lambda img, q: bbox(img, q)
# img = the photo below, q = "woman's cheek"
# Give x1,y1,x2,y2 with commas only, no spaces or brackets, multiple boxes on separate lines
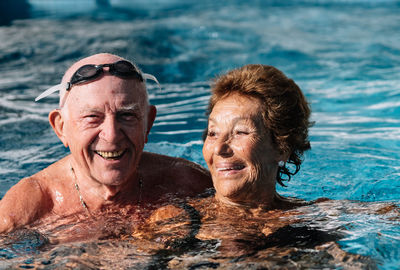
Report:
235,138,256,157
202,140,213,165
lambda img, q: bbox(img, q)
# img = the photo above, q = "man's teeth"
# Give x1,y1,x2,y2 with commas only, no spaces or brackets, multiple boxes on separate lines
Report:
217,165,244,171
96,150,124,159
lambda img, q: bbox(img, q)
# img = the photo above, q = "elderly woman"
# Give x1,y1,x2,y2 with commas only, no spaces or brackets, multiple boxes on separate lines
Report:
202,64,312,209
130,65,381,269
134,64,313,238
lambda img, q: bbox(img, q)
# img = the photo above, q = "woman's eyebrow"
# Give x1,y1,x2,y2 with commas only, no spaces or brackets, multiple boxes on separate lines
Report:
208,116,253,124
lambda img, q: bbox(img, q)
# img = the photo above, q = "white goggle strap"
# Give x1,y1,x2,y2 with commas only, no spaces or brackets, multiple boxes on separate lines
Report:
35,73,159,102
35,82,69,102
143,73,161,89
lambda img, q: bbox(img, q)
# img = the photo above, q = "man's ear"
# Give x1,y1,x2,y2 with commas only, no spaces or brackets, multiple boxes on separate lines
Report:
145,105,157,143
49,109,68,147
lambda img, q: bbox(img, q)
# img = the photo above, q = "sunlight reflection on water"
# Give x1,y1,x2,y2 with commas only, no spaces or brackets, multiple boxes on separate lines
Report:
0,0,399,268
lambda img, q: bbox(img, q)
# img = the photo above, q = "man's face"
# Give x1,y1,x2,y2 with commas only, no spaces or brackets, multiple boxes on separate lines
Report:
62,72,150,187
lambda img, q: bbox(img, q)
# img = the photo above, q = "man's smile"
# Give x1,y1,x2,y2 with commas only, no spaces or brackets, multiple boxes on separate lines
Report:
95,150,126,160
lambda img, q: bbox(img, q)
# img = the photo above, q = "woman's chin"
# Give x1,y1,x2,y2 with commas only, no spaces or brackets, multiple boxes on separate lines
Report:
214,185,246,205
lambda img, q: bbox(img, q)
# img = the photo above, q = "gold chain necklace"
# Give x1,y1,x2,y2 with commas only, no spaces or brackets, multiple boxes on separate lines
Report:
70,164,143,213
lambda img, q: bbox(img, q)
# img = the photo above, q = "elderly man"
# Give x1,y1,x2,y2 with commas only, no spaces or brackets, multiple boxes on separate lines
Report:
0,53,211,233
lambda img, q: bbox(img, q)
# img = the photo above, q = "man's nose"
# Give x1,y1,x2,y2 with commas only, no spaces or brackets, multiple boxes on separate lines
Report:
214,134,233,157
99,116,122,142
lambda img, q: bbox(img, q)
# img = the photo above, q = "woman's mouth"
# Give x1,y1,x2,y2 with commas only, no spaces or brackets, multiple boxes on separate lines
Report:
95,150,126,160
216,164,246,172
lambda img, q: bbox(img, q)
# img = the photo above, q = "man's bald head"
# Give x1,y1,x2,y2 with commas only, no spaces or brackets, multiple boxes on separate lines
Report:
59,53,148,108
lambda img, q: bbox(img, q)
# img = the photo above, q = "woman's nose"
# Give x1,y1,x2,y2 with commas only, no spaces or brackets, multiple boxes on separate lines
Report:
99,116,122,142
215,135,233,157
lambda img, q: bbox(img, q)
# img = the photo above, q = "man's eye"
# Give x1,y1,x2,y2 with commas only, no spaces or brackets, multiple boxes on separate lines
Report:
85,114,99,119
83,114,101,124
119,112,136,121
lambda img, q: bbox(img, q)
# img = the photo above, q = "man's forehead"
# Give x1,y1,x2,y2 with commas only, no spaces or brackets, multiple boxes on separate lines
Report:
76,101,143,112
62,53,124,82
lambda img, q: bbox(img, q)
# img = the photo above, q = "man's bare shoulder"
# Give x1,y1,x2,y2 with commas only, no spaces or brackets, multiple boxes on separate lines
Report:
140,152,207,171
139,152,212,197
34,156,70,182
0,175,46,232
0,157,68,233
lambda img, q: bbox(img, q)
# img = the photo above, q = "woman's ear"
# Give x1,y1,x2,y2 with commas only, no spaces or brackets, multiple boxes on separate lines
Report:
145,105,157,143
49,109,68,147
278,151,290,165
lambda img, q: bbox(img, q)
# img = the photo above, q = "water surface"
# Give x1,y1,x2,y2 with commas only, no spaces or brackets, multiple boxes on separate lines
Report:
0,0,399,269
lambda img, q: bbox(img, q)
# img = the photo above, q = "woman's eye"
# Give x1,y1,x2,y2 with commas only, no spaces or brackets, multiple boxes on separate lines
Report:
207,130,216,137
235,130,249,135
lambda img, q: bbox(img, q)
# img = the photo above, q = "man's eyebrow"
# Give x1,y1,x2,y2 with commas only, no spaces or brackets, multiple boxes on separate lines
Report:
119,104,140,112
78,108,102,114
77,104,141,114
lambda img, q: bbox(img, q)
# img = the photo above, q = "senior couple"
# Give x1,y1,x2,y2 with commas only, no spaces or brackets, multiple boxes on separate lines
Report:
0,53,311,235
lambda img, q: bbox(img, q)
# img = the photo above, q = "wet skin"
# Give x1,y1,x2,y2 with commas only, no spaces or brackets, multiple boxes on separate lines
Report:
58,73,151,199
131,93,312,254
48,54,154,209
0,53,212,234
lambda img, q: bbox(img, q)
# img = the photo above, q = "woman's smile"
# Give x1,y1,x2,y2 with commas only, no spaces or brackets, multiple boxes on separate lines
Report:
214,161,246,176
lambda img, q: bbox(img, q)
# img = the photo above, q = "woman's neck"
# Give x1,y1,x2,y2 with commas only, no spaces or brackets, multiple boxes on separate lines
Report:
214,192,276,210
214,192,305,212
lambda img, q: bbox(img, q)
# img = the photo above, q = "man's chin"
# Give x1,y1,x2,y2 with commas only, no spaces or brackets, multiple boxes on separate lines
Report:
93,172,132,186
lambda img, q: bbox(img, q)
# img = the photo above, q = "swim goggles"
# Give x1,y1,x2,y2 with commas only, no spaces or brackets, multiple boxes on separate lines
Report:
35,60,159,102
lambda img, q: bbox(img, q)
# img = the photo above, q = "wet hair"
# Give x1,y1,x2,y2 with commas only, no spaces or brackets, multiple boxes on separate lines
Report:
204,64,312,186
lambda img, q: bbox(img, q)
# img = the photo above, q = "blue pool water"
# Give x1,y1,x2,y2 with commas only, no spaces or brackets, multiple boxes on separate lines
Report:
0,0,399,268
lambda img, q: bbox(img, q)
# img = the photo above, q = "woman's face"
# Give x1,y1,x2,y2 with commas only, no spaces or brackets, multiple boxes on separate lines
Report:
203,93,282,206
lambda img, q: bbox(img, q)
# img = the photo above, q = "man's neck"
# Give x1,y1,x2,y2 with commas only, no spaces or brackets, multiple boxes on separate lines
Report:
68,160,140,211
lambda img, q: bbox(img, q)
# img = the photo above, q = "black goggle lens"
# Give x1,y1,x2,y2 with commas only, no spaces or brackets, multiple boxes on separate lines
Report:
69,60,143,88
70,65,101,84
110,61,136,76
77,65,100,77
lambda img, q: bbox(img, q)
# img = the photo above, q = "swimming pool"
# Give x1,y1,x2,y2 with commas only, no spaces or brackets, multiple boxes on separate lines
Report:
0,0,399,268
